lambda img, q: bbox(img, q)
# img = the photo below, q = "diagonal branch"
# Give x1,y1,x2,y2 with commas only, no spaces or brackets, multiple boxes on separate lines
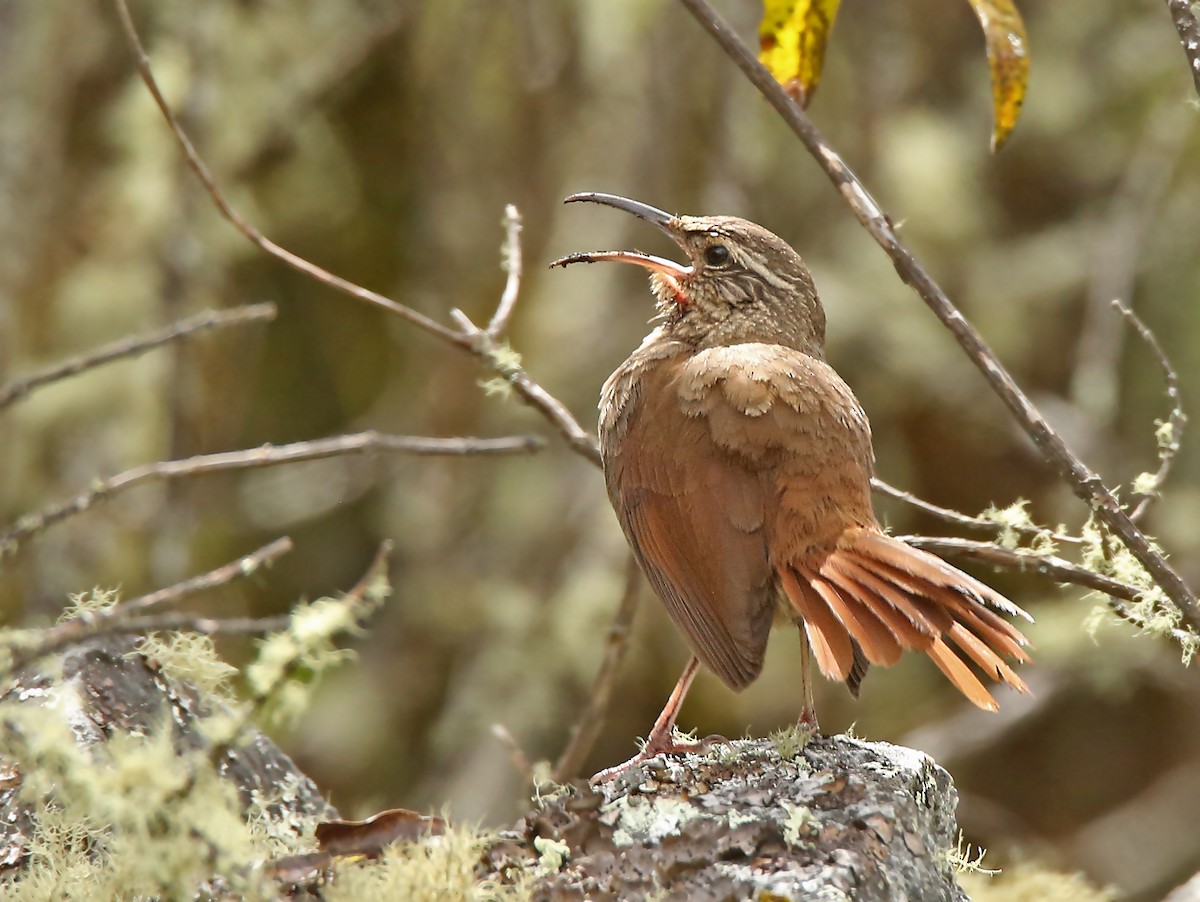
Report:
675,0,1198,626
1165,0,1200,98
0,433,543,557
871,477,1083,547
0,303,276,412
111,0,466,348
901,534,1196,647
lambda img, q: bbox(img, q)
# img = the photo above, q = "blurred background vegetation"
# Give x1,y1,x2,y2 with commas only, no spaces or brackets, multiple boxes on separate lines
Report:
2,1,1199,898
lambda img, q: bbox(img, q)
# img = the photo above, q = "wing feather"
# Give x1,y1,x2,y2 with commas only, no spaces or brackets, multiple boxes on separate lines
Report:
603,356,776,690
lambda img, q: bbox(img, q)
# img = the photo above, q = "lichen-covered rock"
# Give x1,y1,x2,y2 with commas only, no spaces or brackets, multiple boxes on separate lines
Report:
0,636,333,889
486,734,969,902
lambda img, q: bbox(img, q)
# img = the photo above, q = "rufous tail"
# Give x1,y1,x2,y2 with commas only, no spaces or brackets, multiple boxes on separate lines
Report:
779,527,1032,710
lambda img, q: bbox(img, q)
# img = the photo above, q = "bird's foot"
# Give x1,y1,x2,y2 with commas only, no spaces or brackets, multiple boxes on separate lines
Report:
798,706,820,731
589,731,729,785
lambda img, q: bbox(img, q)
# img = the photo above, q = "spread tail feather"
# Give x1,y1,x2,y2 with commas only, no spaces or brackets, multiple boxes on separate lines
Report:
779,528,1032,709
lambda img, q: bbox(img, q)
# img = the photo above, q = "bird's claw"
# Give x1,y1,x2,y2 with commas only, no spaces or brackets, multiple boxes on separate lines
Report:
589,732,729,785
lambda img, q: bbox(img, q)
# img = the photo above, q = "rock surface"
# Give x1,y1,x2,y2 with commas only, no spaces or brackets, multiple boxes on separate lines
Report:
486,734,969,901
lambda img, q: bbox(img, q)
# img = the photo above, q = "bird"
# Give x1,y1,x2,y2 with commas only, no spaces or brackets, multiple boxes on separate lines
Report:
551,192,1032,779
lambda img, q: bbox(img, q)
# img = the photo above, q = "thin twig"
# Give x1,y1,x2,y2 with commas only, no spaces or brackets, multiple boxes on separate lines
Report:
900,534,1195,647
553,553,643,783
1114,299,1187,522
676,0,1199,625
0,304,277,412
487,205,524,339
898,535,1139,601
122,613,293,635
491,723,535,789
128,535,294,618
0,433,543,557
1,537,293,676
111,0,467,348
1165,0,1200,98
871,477,1083,547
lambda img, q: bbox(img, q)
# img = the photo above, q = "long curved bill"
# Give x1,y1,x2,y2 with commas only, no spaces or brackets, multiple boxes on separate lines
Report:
548,251,691,300
549,249,691,279
563,192,677,239
551,193,692,297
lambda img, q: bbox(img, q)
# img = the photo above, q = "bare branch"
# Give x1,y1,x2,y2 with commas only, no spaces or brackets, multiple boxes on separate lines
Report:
110,0,468,348
1165,0,1200,98
1114,299,1187,522
1,536,293,676
899,535,1136,600
900,535,1195,647
553,553,643,783
871,477,1083,547
487,205,524,339
0,304,276,412
119,613,292,635
0,433,543,557
675,0,1198,624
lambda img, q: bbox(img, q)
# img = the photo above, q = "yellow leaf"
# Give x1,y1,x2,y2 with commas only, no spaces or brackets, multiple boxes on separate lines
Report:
758,0,843,108
966,0,1030,151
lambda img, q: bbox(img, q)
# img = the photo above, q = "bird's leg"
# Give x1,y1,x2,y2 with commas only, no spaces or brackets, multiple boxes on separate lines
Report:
590,655,712,784
798,630,819,730
642,654,702,753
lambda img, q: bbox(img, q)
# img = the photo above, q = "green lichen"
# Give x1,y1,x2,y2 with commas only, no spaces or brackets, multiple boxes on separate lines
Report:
56,587,119,622
610,797,700,847
1130,471,1160,497
532,836,570,874
480,377,513,399
487,342,523,377
780,802,819,847
246,573,390,726
477,342,524,399
136,631,239,703
959,861,1115,902
980,500,1037,552
977,500,1059,555
327,826,525,902
943,831,998,876
1078,515,1200,665
769,723,814,761
0,701,280,902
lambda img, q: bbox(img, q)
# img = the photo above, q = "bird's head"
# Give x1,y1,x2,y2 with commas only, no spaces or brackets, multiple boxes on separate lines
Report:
552,192,826,355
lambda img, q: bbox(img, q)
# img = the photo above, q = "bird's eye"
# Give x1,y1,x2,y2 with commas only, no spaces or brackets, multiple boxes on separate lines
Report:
704,244,731,267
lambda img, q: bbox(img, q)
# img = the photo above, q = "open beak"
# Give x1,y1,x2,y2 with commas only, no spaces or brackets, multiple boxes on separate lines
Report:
549,193,693,295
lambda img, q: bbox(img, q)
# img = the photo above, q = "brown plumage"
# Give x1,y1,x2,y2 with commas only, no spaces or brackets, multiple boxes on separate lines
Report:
552,193,1032,777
